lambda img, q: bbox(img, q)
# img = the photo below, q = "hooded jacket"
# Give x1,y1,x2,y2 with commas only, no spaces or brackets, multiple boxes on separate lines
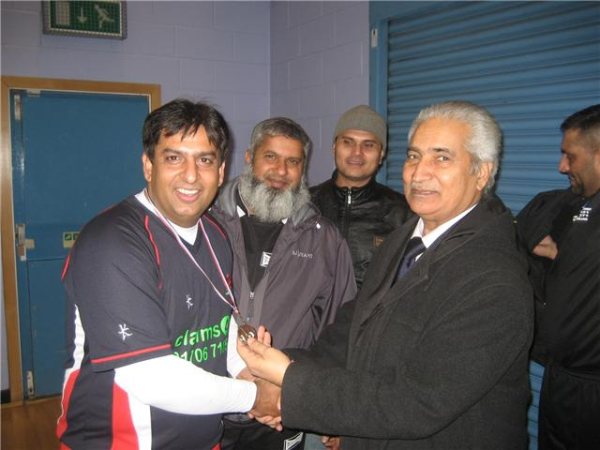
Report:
310,171,413,288
211,178,357,349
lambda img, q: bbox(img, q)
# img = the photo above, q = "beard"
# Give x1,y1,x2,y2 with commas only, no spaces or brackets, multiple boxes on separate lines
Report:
569,176,583,196
238,165,311,222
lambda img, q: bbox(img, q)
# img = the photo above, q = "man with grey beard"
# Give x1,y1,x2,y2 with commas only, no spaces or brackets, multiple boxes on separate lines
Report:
237,162,311,223
212,117,356,450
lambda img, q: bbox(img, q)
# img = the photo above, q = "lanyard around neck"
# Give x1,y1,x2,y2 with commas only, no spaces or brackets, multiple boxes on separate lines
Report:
142,189,239,315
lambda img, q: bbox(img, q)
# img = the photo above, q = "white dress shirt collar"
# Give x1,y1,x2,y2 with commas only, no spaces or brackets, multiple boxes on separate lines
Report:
411,203,478,249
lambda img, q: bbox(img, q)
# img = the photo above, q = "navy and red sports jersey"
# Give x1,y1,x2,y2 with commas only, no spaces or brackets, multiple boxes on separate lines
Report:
58,196,233,449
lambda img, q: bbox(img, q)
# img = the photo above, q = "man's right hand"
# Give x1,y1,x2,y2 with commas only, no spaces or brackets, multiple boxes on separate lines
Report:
250,378,283,431
237,326,292,386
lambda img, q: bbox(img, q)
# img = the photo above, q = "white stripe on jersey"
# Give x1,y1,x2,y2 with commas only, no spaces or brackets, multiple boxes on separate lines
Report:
125,392,153,450
63,305,86,387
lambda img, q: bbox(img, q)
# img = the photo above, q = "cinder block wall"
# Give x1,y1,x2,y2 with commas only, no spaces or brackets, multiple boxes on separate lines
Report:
0,1,271,176
1,1,368,181
270,1,369,185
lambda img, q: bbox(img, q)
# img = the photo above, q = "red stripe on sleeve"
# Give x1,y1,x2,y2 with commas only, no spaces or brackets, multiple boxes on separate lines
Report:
111,383,139,450
91,344,171,364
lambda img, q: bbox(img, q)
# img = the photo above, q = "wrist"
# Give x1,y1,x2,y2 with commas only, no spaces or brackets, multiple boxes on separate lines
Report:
278,359,293,386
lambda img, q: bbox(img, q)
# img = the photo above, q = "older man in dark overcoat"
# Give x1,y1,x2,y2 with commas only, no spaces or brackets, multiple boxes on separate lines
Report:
240,101,534,450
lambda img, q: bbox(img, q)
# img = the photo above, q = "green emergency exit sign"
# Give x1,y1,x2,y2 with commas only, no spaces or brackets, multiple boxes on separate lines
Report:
43,1,127,39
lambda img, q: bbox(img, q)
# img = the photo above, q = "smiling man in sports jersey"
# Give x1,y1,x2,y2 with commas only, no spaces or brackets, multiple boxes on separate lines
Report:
57,99,277,450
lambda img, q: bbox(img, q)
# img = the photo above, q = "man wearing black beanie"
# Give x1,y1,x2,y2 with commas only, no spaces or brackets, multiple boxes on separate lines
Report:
310,105,413,289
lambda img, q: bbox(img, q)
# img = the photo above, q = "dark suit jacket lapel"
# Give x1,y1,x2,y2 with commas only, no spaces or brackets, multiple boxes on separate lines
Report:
351,218,416,331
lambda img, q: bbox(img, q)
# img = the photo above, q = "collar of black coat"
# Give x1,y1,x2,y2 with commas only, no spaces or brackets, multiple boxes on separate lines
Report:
424,194,515,261
395,194,514,265
330,169,379,203
368,194,519,297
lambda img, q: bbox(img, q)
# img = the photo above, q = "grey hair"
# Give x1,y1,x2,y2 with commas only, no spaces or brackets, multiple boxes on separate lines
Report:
248,117,312,171
408,101,502,193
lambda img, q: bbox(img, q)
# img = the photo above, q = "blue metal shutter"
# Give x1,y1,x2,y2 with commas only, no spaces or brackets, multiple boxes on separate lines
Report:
370,1,600,213
369,3,599,450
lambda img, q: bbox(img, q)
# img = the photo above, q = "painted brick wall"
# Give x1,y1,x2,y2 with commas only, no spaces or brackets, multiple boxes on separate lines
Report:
270,1,369,185
0,1,270,176
1,1,368,180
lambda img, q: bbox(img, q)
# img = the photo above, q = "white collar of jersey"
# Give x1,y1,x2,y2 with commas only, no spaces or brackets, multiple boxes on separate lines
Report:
135,191,198,245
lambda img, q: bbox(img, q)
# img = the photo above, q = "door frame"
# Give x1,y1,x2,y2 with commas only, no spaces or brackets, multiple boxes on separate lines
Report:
1,76,161,404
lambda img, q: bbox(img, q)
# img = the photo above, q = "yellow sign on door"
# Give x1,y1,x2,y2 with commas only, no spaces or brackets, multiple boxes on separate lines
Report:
63,232,80,249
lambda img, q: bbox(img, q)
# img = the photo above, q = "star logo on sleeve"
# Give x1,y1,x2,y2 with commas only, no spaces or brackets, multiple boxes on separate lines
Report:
118,323,132,341
186,294,194,310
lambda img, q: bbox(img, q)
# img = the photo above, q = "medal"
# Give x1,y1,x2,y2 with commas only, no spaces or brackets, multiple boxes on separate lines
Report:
234,311,257,343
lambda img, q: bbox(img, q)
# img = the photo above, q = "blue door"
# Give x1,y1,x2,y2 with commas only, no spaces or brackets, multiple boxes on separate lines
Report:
10,90,151,397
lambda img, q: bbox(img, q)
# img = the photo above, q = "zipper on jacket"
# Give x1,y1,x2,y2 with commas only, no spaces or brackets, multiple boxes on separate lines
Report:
247,291,255,322
340,187,353,237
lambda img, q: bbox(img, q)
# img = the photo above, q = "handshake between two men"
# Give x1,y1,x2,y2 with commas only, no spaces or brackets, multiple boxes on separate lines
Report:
237,326,342,450
237,326,290,431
